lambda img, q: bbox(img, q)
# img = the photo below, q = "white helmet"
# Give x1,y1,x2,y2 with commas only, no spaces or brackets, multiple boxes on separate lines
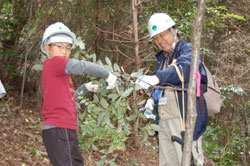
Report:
41,22,76,55
148,13,176,38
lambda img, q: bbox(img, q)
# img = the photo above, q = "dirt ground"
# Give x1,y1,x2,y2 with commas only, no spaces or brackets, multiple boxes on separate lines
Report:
0,92,159,166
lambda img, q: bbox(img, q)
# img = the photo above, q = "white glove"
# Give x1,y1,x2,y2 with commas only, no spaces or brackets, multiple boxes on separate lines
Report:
144,98,155,119
145,98,155,111
105,72,117,89
144,111,156,120
85,82,99,92
0,80,6,98
135,75,159,89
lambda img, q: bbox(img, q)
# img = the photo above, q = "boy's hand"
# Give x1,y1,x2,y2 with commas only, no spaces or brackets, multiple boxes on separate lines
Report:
85,82,99,92
105,72,117,89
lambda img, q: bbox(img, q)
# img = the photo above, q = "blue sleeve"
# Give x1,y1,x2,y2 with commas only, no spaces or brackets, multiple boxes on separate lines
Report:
152,88,162,100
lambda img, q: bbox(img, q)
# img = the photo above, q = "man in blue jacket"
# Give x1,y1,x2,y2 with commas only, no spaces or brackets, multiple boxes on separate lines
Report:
136,13,208,166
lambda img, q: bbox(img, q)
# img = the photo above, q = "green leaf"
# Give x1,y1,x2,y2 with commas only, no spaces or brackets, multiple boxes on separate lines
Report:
100,98,108,108
36,150,41,156
32,64,43,71
139,112,146,120
93,94,99,103
85,53,95,59
97,112,105,126
130,72,137,77
142,131,148,143
97,158,105,166
109,160,116,166
130,68,144,78
127,103,131,111
137,99,146,106
150,124,160,131
92,144,99,150
31,123,40,129
126,114,137,121
134,118,139,131
76,102,81,110
121,66,125,73
145,125,155,135
114,63,121,72
115,97,122,108
107,94,119,101
78,112,85,121
92,53,96,62
30,147,36,153
121,88,133,98
76,37,85,50
97,60,104,66
73,50,80,59
93,107,102,113
104,113,115,128
105,57,113,69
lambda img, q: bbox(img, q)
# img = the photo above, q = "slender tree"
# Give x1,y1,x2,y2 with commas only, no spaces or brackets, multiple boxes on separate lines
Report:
132,0,140,71
182,0,206,165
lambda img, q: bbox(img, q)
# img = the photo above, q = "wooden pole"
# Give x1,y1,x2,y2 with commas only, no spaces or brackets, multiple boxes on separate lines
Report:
181,0,206,165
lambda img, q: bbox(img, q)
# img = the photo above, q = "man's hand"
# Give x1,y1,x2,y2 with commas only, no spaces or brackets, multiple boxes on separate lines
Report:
105,72,117,89
85,82,99,92
143,98,156,120
135,75,159,89
145,98,155,111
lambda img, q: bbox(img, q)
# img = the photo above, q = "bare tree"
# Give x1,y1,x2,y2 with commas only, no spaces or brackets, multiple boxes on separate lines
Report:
181,0,206,165
132,0,140,71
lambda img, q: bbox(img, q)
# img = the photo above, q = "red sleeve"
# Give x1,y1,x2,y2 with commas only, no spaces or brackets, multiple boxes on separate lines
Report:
47,56,70,76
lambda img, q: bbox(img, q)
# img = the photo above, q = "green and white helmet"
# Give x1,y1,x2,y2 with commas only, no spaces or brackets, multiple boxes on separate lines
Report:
148,13,176,38
41,22,76,55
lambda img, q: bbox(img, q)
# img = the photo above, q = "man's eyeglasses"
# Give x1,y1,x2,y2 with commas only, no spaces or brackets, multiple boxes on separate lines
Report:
50,44,72,52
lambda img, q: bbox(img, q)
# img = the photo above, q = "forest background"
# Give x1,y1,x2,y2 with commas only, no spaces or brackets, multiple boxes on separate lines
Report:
0,0,249,166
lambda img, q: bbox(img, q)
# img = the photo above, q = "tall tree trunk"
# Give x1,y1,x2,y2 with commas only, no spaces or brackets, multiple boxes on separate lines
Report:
132,0,140,71
20,0,33,109
181,0,206,165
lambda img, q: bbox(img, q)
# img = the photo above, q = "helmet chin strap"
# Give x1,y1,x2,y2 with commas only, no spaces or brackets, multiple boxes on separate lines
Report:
167,27,177,55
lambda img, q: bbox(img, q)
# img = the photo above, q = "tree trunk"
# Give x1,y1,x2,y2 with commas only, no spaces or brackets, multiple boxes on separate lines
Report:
131,0,140,71
20,0,33,108
181,0,206,165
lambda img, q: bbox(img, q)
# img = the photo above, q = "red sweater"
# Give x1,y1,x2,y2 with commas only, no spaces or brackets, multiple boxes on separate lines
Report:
41,56,77,130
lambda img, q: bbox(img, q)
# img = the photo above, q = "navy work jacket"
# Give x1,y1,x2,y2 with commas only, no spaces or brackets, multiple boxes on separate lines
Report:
153,39,208,140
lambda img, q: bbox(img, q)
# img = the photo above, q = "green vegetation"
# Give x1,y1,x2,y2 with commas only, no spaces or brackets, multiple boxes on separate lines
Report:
0,0,249,165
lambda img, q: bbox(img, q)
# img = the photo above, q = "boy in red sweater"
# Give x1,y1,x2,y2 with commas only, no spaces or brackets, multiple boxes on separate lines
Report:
41,22,117,166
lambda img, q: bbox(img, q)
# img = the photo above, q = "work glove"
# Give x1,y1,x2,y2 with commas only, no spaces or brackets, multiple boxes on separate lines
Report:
145,98,155,111
85,82,99,92
144,98,156,119
105,72,117,89
0,80,6,98
135,75,159,89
